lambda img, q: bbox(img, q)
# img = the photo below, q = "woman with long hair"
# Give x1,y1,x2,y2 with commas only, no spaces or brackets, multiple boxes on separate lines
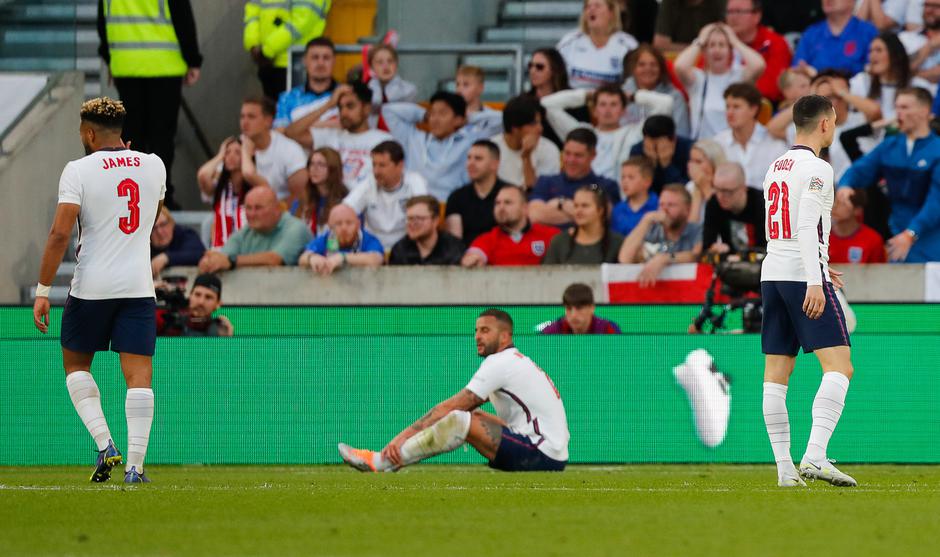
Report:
292,147,349,235
673,23,765,139
526,48,590,147
543,184,625,264
846,32,913,122
526,48,571,99
557,0,638,89
685,138,726,223
196,136,268,248
622,43,691,136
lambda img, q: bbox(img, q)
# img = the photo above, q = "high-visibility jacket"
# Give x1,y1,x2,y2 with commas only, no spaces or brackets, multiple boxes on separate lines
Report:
104,0,188,77
243,0,331,68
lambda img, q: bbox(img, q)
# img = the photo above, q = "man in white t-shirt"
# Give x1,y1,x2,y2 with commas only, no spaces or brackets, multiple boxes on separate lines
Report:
713,82,788,188
491,95,560,190
342,140,427,249
239,96,308,202
285,81,393,191
339,308,570,472
33,98,164,484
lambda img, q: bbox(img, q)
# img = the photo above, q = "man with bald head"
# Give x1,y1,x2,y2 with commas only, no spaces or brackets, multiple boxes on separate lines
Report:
703,161,767,255
198,185,313,273
299,204,385,275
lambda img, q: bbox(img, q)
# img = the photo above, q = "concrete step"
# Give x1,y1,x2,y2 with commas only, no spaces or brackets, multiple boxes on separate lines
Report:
501,1,582,21
460,54,517,73
0,3,96,24
480,25,570,46
0,55,98,72
0,28,98,58
440,78,510,101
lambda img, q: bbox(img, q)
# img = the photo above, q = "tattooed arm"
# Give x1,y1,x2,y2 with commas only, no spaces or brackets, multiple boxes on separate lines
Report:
381,389,485,462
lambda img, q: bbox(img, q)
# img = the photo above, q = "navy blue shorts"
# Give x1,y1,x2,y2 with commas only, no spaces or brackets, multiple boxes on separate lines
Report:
61,295,157,356
488,428,566,472
761,281,851,356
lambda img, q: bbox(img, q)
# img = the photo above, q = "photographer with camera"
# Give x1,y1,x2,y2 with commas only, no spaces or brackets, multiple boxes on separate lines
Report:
156,274,233,337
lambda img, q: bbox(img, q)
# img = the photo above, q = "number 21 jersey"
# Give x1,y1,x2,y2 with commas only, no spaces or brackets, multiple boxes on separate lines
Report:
760,146,834,286
58,149,166,300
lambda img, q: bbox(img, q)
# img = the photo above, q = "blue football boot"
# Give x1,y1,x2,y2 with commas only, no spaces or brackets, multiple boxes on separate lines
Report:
90,440,123,483
124,466,151,484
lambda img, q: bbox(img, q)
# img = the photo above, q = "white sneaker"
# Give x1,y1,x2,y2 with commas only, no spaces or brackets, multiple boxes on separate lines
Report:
799,458,858,487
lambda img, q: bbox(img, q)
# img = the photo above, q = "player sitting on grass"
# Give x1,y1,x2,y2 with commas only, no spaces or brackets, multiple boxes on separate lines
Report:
339,309,570,472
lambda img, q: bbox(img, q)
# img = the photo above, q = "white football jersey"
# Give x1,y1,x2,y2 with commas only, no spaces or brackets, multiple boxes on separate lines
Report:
760,146,834,286
556,30,638,89
465,347,570,461
58,149,166,299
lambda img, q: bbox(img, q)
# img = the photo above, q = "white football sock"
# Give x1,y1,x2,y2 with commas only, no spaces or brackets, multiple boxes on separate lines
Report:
804,372,850,463
375,410,472,471
763,382,795,474
65,371,112,451
125,388,154,472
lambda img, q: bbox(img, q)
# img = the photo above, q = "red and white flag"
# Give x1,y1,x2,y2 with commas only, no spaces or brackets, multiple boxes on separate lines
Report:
601,263,715,303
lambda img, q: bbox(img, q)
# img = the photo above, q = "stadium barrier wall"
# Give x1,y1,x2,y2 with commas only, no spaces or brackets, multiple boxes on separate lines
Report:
96,264,929,306
3,305,940,338
2,305,938,465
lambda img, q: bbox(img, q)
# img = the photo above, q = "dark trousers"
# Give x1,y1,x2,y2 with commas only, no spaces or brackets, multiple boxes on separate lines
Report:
114,76,183,208
257,65,287,102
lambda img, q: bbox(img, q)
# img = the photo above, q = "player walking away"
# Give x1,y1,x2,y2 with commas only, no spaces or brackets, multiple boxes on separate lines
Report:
32,98,165,484
339,309,570,472
760,95,856,488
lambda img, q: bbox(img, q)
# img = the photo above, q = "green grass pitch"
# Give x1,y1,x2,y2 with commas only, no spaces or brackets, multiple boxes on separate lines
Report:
3,465,940,556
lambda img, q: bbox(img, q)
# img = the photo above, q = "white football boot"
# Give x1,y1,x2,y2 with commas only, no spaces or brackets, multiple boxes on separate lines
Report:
799,458,858,487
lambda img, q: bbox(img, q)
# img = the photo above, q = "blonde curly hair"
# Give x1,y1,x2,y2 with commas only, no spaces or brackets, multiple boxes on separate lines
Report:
80,97,126,129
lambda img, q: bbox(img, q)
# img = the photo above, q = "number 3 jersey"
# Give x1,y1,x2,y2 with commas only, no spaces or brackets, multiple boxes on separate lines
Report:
58,149,166,299
761,146,834,286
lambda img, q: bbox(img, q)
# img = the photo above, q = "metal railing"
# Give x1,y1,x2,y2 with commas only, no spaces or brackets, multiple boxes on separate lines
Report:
289,42,525,97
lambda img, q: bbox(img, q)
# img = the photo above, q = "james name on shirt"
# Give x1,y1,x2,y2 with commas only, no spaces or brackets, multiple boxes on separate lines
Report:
101,156,142,170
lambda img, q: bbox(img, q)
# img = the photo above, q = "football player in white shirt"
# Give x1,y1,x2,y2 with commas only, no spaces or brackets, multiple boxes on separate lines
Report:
32,98,165,484
760,95,857,488
339,309,570,472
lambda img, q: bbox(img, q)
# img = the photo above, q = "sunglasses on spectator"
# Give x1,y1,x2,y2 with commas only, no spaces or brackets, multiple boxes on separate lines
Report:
528,62,547,71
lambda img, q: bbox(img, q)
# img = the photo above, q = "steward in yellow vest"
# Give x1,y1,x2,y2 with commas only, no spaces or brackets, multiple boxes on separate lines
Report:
243,0,332,100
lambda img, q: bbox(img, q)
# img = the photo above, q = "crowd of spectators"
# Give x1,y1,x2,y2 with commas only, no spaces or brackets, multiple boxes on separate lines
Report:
150,0,940,286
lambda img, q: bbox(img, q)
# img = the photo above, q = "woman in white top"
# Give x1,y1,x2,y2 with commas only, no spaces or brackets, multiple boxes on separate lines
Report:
556,0,638,89
673,23,765,140
847,32,914,123
621,43,691,137
367,44,417,114
685,138,726,223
